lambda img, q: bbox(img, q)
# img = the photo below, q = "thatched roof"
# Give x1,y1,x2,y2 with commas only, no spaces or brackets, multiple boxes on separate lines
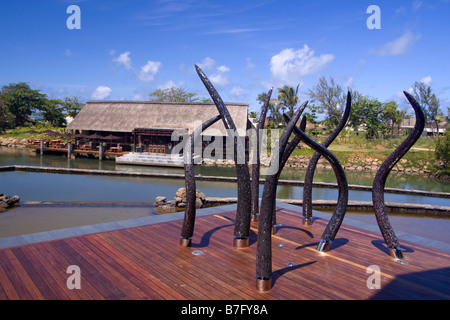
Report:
67,101,249,136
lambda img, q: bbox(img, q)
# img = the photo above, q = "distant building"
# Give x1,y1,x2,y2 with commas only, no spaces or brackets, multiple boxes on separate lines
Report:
400,117,447,136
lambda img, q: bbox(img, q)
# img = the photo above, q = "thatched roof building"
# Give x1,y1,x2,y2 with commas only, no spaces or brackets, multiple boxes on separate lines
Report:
67,100,250,155
67,100,249,136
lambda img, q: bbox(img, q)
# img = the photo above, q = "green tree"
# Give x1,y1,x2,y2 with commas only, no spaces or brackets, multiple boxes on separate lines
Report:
148,86,211,103
303,104,320,126
363,98,385,139
62,96,84,117
0,95,14,132
410,81,443,136
435,129,450,174
257,91,283,128
307,77,346,130
381,101,405,135
1,82,47,126
277,84,300,118
350,94,386,139
42,99,66,127
347,89,365,134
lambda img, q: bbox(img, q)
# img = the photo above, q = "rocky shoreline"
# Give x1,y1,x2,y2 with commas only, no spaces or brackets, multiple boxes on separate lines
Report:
0,137,29,148
203,154,430,175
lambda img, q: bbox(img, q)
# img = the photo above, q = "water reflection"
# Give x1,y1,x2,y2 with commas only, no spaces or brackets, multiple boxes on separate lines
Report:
0,205,157,238
1,146,449,194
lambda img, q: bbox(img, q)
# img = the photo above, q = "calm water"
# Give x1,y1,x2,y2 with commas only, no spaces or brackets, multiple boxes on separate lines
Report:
0,147,449,239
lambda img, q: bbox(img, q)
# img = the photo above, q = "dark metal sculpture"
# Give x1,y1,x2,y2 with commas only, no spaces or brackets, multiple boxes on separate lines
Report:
302,92,352,225
180,115,221,247
287,114,349,253
372,91,425,259
195,65,252,247
271,115,307,231
256,103,307,292
250,88,272,223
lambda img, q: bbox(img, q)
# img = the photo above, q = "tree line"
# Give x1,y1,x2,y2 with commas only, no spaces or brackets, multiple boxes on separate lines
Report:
2,80,446,139
0,82,85,131
256,77,446,139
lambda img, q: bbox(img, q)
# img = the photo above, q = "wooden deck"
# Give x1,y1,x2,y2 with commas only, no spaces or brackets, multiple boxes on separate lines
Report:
0,205,449,300
26,145,128,158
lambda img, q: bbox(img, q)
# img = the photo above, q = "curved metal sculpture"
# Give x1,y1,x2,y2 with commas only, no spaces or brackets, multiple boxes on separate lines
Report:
285,114,349,253
195,65,252,247
250,88,272,223
256,103,307,291
302,92,352,225
180,114,221,246
271,115,307,230
372,91,425,259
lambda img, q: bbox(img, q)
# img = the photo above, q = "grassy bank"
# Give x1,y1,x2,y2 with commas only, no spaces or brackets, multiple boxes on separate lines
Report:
291,133,441,175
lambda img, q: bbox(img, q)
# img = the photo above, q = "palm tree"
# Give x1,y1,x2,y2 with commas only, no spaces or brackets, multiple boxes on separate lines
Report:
277,84,301,118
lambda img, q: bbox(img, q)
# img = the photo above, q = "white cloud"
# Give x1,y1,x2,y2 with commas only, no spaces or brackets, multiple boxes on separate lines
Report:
230,86,246,100
246,57,255,69
91,86,112,100
209,73,230,87
421,75,432,85
371,31,421,56
412,0,423,11
217,65,230,73
112,51,161,83
343,76,354,88
270,45,334,86
157,80,186,90
197,57,231,87
113,51,132,70
197,57,216,72
138,60,162,82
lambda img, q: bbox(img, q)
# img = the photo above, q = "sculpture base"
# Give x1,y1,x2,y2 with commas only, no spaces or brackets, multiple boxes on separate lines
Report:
179,238,192,247
251,213,259,223
256,277,272,292
388,246,404,259
233,237,249,248
317,239,332,252
271,225,277,235
302,217,313,225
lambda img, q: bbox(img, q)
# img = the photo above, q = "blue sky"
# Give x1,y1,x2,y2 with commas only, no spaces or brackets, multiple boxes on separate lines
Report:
1,0,449,114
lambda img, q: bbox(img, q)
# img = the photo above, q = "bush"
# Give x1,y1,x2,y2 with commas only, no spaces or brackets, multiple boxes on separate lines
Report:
435,130,450,174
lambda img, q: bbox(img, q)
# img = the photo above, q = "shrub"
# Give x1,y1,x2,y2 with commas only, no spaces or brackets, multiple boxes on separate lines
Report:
435,130,450,174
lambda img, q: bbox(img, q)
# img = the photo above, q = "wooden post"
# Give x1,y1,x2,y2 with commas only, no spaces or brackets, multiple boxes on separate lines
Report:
67,140,72,158
40,139,44,155
99,144,104,160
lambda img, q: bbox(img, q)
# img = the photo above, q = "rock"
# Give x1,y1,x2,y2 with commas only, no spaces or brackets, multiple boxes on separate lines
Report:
195,198,203,209
157,204,177,213
176,188,186,198
0,194,20,208
155,196,167,203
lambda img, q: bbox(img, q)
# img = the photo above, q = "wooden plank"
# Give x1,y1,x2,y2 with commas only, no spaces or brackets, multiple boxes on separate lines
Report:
102,230,207,299
40,241,104,300
0,206,449,300
79,233,180,299
0,249,44,299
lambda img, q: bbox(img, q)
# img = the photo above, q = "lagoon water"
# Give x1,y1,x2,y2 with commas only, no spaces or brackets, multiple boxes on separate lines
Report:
0,147,449,242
